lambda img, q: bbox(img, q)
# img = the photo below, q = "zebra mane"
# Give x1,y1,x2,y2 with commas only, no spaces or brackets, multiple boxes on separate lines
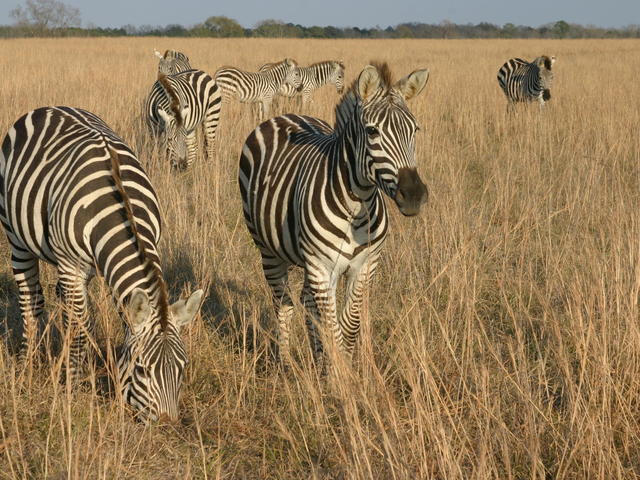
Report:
108,147,170,331
334,61,392,133
157,74,183,126
307,60,344,69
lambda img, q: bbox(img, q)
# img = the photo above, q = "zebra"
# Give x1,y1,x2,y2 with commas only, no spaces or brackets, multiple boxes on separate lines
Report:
145,69,221,169
259,60,345,105
497,55,556,108
214,58,302,119
154,49,192,75
0,106,203,423
238,62,429,364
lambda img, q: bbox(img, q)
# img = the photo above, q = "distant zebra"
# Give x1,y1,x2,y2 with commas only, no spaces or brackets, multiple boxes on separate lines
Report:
0,106,203,423
155,49,192,75
497,56,556,108
259,60,345,104
239,63,429,363
145,69,221,169
214,58,302,119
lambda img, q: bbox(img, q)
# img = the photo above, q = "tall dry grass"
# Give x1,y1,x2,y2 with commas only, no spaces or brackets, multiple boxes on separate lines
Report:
0,37,638,479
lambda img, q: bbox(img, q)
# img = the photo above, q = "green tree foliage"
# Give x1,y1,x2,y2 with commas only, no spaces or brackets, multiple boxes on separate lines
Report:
553,20,571,38
202,16,244,37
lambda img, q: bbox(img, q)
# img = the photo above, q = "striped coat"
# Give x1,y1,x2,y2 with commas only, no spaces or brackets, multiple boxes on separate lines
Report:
239,63,429,362
0,106,203,422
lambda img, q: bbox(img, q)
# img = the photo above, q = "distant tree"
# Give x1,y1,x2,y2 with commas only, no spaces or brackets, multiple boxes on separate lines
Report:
10,0,81,33
254,19,286,37
501,23,517,38
552,20,570,38
202,16,244,37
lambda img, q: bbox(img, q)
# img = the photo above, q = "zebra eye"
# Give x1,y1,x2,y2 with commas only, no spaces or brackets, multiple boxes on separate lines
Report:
134,364,146,377
365,126,379,137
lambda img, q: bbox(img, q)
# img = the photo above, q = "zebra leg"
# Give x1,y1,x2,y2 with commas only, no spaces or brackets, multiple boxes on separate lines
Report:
11,246,45,361
303,265,342,363
261,253,294,362
300,276,322,360
56,266,91,384
185,131,198,169
260,97,273,120
204,102,220,162
339,259,379,359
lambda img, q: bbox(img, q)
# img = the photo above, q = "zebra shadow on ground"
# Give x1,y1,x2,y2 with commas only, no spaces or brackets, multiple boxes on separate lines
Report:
162,250,275,362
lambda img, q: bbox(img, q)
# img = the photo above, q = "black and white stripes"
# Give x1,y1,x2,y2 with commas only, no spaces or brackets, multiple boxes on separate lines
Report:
0,106,203,422
214,58,302,118
155,49,192,75
238,63,429,362
145,69,222,169
497,56,556,107
260,60,345,104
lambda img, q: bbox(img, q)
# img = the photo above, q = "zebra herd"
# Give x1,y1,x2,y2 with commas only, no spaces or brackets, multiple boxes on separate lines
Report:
0,48,555,423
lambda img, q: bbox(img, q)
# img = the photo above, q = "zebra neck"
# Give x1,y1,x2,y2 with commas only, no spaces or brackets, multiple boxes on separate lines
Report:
335,120,377,205
95,244,165,309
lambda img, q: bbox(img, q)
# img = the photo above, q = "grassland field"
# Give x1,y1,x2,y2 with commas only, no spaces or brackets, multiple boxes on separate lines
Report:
0,38,638,479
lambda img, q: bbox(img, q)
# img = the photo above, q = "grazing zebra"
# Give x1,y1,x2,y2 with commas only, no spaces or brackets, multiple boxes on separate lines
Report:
259,60,345,104
239,63,429,363
154,49,192,75
145,69,221,169
214,58,302,119
0,106,203,423
497,56,556,108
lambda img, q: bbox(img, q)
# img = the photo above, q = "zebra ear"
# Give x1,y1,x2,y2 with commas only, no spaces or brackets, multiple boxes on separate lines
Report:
128,288,152,331
154,49,163,59
357,65,381,102
394,69,429,101
170,289,204,329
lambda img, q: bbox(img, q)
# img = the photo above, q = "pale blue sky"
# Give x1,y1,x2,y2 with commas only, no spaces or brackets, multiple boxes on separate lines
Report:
2,0,639,28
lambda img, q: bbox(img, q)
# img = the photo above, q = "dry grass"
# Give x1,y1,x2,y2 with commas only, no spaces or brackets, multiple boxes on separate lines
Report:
0,37,638,479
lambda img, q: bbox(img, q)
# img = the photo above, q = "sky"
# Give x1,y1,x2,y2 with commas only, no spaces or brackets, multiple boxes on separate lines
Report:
2,0,639,29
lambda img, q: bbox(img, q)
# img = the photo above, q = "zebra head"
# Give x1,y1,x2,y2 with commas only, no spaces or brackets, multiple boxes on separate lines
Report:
283,58,303,92
535,55,555,91
157,75,190,170
120,288,203,423
331,61,346,94
353,63,429,216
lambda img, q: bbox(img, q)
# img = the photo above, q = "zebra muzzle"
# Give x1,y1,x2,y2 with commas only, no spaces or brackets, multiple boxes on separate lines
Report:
394,167,428,217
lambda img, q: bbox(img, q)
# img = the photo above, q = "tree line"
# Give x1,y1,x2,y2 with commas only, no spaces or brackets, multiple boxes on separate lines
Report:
2,0,639,39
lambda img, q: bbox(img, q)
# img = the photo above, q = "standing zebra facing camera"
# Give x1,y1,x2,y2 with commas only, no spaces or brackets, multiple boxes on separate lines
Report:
497,56,556,109
259,60,345,105
145,69,221,170
239,62,429,364
214,58,302,119
0,106,204,423
154,49,192,75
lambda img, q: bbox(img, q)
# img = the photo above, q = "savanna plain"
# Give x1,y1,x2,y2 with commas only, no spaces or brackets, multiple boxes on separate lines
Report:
0,38,638,479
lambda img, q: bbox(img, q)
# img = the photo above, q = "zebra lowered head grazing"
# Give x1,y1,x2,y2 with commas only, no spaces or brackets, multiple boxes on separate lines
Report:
214,58,302,119
497,55,556,108
145,69,221,169
0,107,204,423
239,62,429,365
259,60,346,104
154,49,192,75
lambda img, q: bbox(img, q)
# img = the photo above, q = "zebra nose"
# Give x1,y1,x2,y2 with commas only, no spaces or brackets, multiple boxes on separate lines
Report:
395,167,428,216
